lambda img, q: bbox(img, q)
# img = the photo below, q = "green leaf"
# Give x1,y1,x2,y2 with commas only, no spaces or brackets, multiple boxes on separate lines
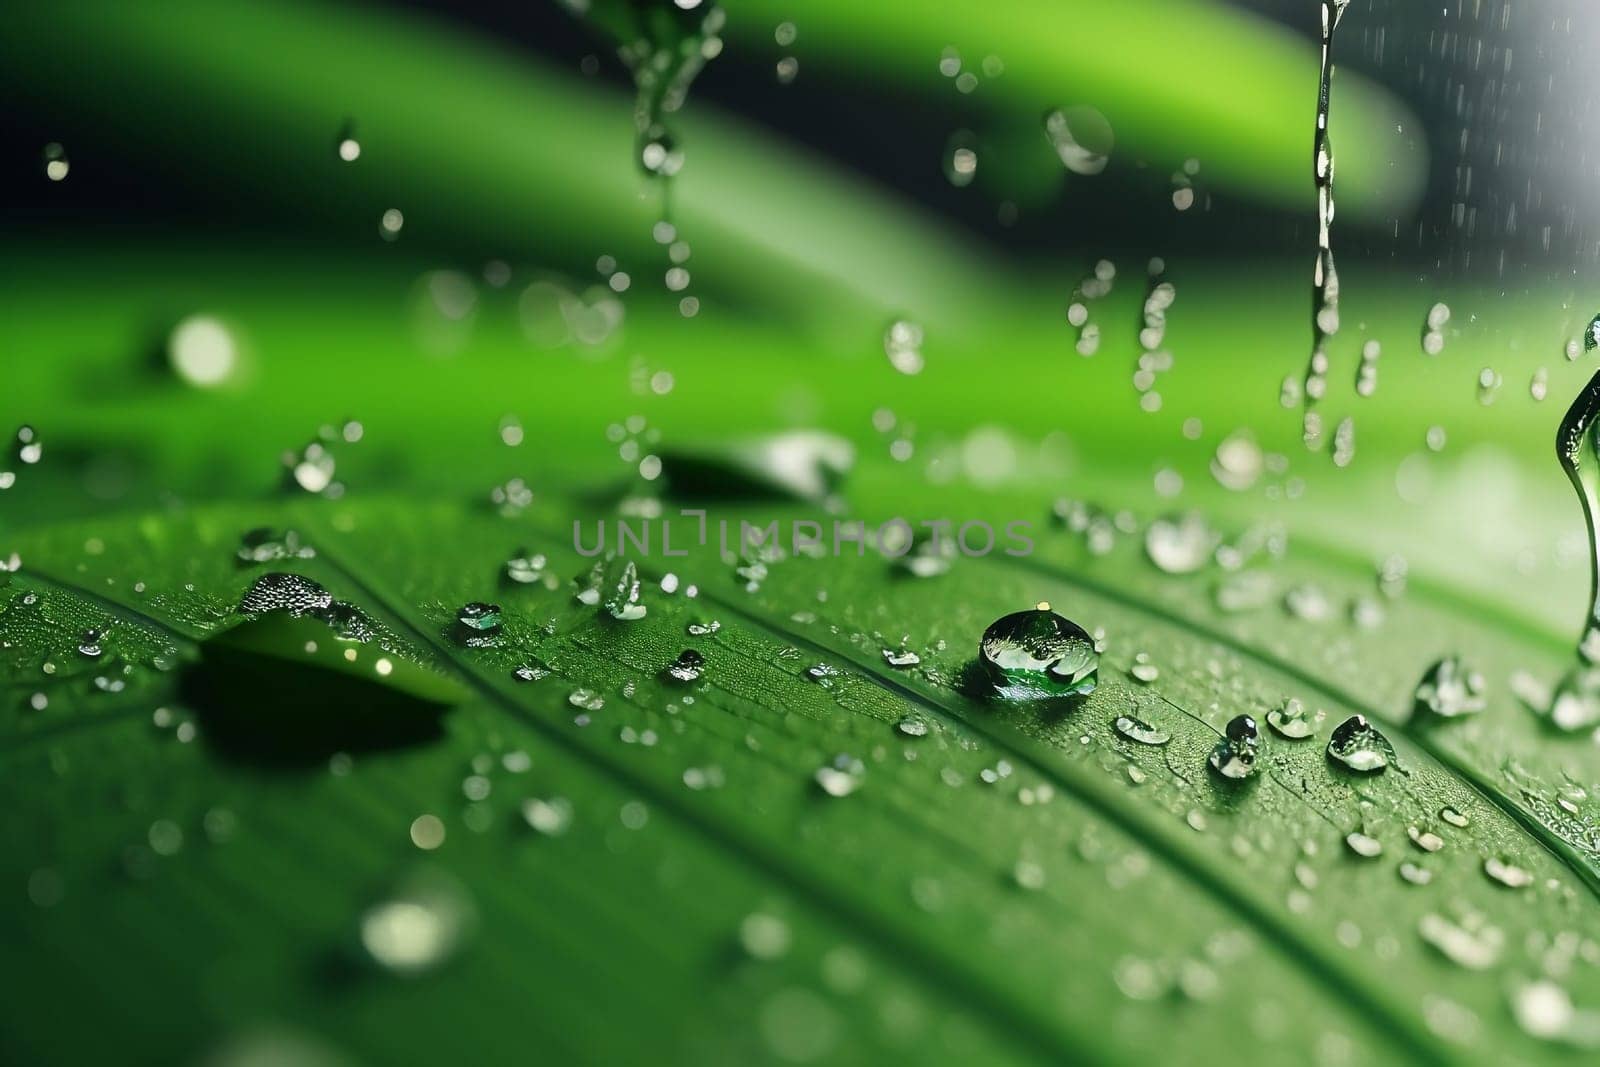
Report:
5,460,1600,1061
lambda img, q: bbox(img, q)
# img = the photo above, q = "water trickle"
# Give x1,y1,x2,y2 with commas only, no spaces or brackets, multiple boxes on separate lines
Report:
1326,714,1394,773
1113,715,1170,746
1549,364,1600,729
1412,656,1486,719
978,608,1099,700
1207,714,1259,780
666,648,705,682
1300,0,1352,418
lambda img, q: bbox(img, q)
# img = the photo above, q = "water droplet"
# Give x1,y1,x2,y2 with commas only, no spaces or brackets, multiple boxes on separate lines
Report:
666,648,705,682
814,763,861,797
1483,856,1534,888
236,527,314,563
1113,715,1170,746
1408,826,1444,852
513,661,551,683
687,619,720,636
1419,911,1502,970
1345,831,1383,858
1441,806,1470,828
1266,697,1322,739
1144,513,1216,574
978,608,1098,700
883,319,925,375
1399,861,1433,886
42,141,68,181
503,550,548,585
1413,656,1486,719
881,647,920,668
1284,584,1334,622
896,716,929,738
1208,715,1259,780
739,913,791,960
169,315,240,388
1043,106,1112,175
454,602,503,647
576,557,646,620
1326,714,1394,773
76,628,104,659
568,689,604,712
1214,571,1275,613
521,796,572,835
361,876,472,975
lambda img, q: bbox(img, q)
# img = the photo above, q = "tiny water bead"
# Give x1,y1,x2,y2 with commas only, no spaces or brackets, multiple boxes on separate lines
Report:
978,607,1099,701
881,647,920,668
666,648,705,682
1344,831,1382,858
1412,656,1486,719
1113,715,1170,746
454,602,503,648
1326,714,1394,773
1207,715,1259,780
42,141,68,181
513,662,551,683
1483,856,1534,889
1266,697,1322,740
77,628,105,659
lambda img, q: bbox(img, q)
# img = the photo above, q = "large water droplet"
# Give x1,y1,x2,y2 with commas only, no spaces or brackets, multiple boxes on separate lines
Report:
1207,715,1259,780
666,648,705,682
978,608,1099,700
1326,714,1394,773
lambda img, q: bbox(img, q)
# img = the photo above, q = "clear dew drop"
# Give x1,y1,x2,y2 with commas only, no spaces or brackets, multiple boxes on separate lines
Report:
1412,656,1487,719
1113,715,1170,746
1407,826,1444,853
896,716,929,738
978,608,1098,701
881,647,920,668
666,648,705,682
454,602,503,648
1129,653,1159,684
76,628,104,659
1207,715,1260,780
1266,697,1322,739
513,661,551,683
576,557,647,620
687,619,721,636
1439,806,1470,828
1326,714,1394,773
1511,981,1600,1048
